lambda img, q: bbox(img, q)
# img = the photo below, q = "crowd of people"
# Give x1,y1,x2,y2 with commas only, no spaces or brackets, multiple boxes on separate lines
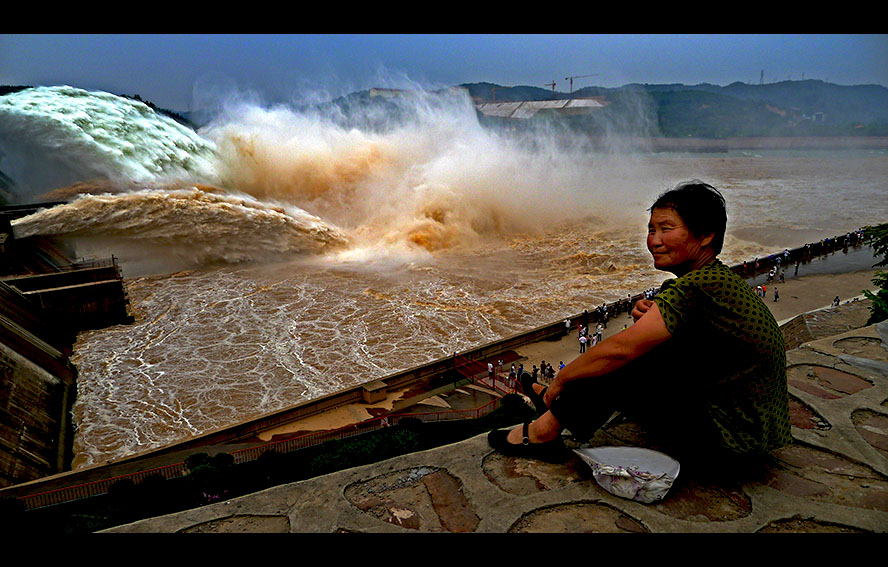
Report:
494,297,659,395
754,283,778,302
577,322,603,353
740,227,870,280
485,357,572,393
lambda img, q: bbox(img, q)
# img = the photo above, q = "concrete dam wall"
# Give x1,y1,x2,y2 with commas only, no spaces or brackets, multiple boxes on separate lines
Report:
0,280,78,487
0,210,132,488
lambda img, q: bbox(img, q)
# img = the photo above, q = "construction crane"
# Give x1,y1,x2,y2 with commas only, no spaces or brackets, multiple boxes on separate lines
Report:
543,80,557,92
565,73,599,94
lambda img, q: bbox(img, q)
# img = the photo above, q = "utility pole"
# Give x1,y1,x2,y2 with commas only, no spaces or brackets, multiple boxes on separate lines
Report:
565,73,599,94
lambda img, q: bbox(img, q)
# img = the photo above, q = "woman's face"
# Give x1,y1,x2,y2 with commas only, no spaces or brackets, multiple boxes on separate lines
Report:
647,207,714,274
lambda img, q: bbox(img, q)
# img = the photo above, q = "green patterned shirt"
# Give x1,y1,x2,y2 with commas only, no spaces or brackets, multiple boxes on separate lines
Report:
653,259,792,455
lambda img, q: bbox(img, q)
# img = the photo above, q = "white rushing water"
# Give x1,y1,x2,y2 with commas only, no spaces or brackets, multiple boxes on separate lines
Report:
2,85,886,467
0,86,219,195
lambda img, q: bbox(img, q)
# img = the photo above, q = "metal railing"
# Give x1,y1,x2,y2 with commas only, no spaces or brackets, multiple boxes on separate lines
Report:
14,368,503,511
453,354,520,396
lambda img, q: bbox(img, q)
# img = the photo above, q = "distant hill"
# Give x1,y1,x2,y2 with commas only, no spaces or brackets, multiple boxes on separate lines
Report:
4,81,888,139
462,80,888,138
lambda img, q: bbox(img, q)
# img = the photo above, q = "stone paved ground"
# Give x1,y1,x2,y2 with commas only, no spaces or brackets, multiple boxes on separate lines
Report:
105,307,888,533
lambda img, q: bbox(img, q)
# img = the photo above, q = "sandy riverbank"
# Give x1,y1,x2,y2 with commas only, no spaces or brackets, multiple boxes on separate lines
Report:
515,267,881,374
645,136,888,152
764,269,879,323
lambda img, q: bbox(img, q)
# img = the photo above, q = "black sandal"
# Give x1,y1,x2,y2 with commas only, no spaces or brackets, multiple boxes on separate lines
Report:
487,422,565,461
520,372,549,416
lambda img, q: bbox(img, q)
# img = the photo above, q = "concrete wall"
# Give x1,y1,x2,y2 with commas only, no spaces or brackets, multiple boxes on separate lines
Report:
1,279,77,488
781,314,815,351
5,266,133,331
0,339,75,488
0,262,129,488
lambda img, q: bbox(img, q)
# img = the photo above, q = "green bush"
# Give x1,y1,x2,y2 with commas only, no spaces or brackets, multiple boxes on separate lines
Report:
184,452,237,505
863,223,888,325
211,453,235,468
0,497,29,534
184,452,211,471
863,271,888,325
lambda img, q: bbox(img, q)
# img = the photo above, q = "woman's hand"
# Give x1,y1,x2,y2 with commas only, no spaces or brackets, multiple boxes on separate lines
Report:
631,299,654,322
545,301,672,407
543,379,563,407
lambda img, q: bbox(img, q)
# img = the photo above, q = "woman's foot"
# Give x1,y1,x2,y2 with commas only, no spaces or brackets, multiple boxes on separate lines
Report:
506,415,560,445
520,372,549,416
487,412,566,461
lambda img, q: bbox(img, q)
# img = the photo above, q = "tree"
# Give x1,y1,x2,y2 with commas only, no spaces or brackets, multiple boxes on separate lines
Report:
862,224,888,325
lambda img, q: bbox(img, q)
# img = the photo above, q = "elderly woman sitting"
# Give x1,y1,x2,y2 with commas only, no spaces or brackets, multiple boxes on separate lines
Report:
489,181,792,467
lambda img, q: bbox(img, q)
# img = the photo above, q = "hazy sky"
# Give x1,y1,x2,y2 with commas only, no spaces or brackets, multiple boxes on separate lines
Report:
2,34,887,111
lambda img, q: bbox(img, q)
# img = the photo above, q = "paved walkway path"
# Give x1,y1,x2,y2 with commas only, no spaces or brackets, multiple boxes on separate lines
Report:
106,302,888,533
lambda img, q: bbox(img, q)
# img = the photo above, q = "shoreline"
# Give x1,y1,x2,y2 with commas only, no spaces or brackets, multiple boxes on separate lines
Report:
641,136,888,152
513,267,880,389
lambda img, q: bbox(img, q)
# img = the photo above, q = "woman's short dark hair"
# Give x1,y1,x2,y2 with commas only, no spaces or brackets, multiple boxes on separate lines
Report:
649,180,727,254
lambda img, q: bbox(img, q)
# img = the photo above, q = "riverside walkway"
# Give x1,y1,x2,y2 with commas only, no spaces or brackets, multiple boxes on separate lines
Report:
106,288,888,533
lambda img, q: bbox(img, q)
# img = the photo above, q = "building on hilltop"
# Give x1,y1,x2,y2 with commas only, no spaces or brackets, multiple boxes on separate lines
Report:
475,97,607,120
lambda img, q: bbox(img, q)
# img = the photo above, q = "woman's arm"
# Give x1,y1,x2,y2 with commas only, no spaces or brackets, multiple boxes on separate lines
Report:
631,298,654,322
543,301,673,406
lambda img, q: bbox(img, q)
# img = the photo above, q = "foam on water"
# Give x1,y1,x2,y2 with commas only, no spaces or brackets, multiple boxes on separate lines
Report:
0,86,220,196
2,85,660,270
195,88,658,258
11,186,349,274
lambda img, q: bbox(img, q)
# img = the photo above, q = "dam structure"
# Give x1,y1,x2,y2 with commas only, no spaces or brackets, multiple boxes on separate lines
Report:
0,203,132,488
0,203,878,514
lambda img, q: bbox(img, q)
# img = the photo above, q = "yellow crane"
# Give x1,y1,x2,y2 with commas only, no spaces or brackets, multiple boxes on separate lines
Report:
565,73,599,94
